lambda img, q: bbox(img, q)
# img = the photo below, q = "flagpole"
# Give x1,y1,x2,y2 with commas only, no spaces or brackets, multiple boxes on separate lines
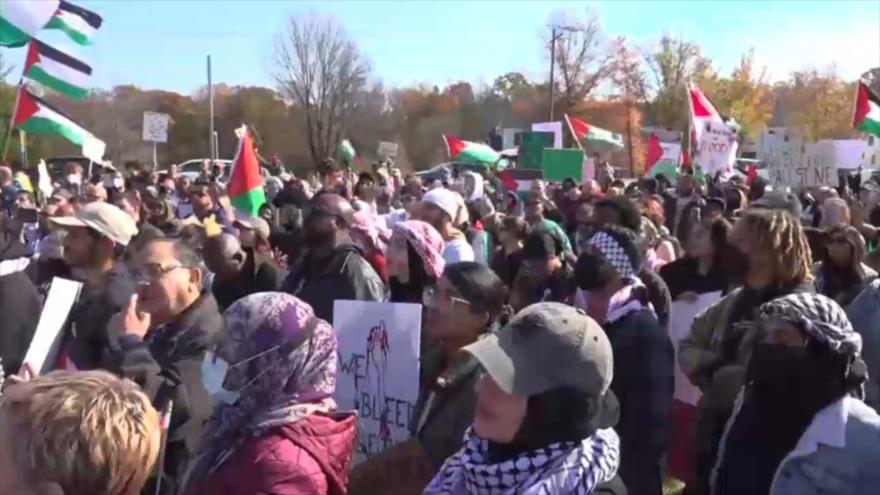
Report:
1,82,23,163
207,55,215,163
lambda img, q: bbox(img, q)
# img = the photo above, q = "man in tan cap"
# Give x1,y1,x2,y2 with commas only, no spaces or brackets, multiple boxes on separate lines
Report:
51,202,138,369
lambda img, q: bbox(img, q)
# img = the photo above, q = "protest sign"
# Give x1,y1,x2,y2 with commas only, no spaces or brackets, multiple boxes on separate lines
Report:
695,120,737,175
142,112,169,143
826,139,867,170
518,131,554,169
333,300,422,462
531,121,563,148
646,141,682,178
541,148,584,182
582,156,595,182
668,291,722,406
377,141,399,158
765,140,838,189
21,277,82,374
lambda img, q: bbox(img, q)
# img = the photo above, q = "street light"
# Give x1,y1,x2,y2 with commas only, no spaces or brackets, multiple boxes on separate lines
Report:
548,24,581,121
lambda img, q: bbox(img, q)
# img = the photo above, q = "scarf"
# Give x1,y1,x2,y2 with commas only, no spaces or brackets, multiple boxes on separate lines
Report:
606,278,654,324
424,427,620,495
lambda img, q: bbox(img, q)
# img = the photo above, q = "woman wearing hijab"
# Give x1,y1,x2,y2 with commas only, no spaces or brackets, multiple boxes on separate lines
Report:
813,224,878,307
387,220,445,303
424,302,625,494
350,209,391,284
183,293,355,495
348,262,507,494
712,293,880,494
574,226,674,495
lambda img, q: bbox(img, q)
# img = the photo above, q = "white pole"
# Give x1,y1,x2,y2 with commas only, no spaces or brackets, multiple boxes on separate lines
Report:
152,141,158,168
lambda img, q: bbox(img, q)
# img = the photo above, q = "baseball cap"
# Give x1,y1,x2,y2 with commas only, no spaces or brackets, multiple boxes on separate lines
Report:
751,190,803,220
234,215,271,240
51,202,139,246
464,302,613,398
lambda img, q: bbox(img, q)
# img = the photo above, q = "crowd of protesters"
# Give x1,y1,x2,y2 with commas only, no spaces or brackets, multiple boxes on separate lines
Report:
0,155,879,495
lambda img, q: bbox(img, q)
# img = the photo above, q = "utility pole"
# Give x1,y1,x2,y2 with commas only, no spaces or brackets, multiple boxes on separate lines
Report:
548,28,560,121
207,54,215,163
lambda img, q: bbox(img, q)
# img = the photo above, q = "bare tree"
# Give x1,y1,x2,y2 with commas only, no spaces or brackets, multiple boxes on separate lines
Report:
273,15,370,165
643,34,714,130
547,10,615,115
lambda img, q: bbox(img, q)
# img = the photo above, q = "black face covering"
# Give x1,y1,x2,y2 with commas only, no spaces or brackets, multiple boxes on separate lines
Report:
724,245,750,283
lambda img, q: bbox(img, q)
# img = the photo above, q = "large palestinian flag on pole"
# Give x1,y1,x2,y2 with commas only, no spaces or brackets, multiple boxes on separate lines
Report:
853,81,880,138
45,1,103,45
0,0,59,47
228,125,266,216
443,134,500,164
13,86,105,162
564,114,624,148
24,39,92,99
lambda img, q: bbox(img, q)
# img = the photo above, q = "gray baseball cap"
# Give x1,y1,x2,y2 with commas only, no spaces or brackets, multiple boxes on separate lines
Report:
51,202,139,246
464,302,613,397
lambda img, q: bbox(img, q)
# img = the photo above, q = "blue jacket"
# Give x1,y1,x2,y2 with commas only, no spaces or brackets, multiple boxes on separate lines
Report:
847,279,880,411
713,394,880,495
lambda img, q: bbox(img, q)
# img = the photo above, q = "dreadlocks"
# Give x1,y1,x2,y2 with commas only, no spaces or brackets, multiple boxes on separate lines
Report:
739,208,813,285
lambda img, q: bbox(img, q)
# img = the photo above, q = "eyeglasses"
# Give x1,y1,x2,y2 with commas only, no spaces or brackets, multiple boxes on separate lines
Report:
422,286,471,310
132,263,187,284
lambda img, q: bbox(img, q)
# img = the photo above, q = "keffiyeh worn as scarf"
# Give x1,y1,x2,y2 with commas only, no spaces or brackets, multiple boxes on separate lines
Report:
351,209,391,253
188,292,338,479
758,293,862,356
424,427,620,495
392,220,446,279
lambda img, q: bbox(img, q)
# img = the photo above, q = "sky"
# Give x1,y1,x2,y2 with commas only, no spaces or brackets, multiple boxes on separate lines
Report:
2,0,879,95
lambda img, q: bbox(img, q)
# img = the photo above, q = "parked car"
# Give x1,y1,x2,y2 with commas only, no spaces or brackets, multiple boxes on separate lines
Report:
176,159,233,182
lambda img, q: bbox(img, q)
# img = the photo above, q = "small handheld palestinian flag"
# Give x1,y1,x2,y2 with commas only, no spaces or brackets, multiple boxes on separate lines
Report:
443,134,500,164
45,0,103,46
564,115,624,149
24,39,92,100
13,86,105,162
0,0,59,47
853,81,880,138
338,139,356,167
228,125,266,217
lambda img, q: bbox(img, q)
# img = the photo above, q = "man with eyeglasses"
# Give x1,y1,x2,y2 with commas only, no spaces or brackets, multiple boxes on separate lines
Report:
51,202,139,370
104,236,223,493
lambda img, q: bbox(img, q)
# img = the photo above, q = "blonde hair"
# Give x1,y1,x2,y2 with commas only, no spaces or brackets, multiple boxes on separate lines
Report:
1,370,161,495
739,209,813,284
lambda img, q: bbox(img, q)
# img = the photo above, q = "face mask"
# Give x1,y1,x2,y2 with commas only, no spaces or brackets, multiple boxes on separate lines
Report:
66,174,81,185
113,178,125,188
201,351,241,405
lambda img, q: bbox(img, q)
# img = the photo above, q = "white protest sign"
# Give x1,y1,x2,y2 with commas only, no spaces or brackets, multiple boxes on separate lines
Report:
532,121,563,148
668,291,722,406
142,111,169,143
825,139,867,170
22,277,82,374
333,300,422,462
582,156,595,182
696,121,737,175
377,141,399,158
765,140,838,189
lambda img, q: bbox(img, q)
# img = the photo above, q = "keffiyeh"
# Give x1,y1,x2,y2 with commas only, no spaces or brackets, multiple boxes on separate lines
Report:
758,293,862,356
424,427,620,495
392,220,446,279
588,231,637,280
351,209,391,253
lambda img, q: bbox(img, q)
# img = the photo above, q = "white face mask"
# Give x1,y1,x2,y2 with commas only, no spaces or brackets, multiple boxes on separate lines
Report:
200,351,241,405
66,174,81,185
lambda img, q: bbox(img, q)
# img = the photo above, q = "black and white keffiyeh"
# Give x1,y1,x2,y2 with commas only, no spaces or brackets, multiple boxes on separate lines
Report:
587,231,636,280
758,293,862,356
424,427,620,495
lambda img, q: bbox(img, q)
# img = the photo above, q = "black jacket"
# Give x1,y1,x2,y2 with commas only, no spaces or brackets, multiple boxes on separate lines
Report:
282,244,386,322
104,293,223,494
211,248,286,311
604,308,674,495
639,268,672,329
0,234,42,376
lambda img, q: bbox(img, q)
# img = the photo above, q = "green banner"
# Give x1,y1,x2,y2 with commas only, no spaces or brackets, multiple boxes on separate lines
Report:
541,148,585,182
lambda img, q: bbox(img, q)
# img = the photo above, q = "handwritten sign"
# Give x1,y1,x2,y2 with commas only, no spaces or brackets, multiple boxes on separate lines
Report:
696,120,737,175
333,300,422,462
669,292,722,406
765,140,838,189
377,141,399,158
22,277,82,374
142,112,169,143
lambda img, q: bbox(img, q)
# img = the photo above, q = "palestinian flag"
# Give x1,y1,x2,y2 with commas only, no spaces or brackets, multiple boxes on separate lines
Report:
0,0,59,47
13,86,105,162
227,125,266,216
443,134,500,164
644,133,681,179
853,82,880,138
498,169,543,199
45,1,102,45
24,40,91,100
338,139,356,167
564,115,623,148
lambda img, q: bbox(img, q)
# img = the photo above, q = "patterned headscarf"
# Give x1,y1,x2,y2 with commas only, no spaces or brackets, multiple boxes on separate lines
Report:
189,292,338,478
393,220,446,279
587,230,639,280
758,293,862,356
351,209,391,253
